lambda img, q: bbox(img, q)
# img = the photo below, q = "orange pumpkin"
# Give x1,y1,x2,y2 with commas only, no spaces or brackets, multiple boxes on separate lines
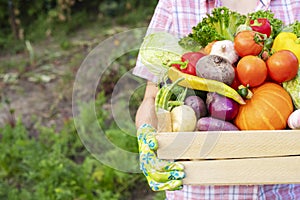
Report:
234,82,294,130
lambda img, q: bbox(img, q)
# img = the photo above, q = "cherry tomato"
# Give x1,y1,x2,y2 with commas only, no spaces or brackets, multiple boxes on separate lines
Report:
237,55,267,87
266,50,299,83
234,30,264,57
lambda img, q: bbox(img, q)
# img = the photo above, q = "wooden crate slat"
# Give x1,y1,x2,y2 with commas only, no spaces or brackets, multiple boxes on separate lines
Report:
181,156,300,185
156,130,300,159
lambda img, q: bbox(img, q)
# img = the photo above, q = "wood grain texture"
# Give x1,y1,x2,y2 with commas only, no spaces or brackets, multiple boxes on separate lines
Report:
181,156,300,185
156,109,172,132
156,130,300,159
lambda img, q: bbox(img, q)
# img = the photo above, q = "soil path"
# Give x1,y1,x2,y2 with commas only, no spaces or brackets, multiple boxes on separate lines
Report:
0,25,108,131
1,46,82,131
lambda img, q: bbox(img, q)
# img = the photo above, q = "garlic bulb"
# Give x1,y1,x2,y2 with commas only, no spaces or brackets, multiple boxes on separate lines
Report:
210,40,239,64
288,109,300,129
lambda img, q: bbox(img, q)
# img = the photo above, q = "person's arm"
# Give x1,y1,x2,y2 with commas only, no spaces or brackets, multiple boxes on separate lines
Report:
133,1,185,191
135,81,158,129
135,81,185,191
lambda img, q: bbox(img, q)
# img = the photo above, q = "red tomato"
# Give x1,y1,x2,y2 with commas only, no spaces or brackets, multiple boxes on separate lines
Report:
266,50,299,83
237,55,267,87
234,30,264,57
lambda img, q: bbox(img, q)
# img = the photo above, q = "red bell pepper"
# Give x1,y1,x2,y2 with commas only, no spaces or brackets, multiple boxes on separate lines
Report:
172,52,205,76
250,18,272,37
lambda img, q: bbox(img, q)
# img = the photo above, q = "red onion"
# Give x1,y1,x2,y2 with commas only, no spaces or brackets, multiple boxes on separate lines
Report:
206,92,239,121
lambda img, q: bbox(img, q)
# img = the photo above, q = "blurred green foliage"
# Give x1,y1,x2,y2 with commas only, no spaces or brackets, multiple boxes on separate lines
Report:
1,0,158,54
0,92,163,199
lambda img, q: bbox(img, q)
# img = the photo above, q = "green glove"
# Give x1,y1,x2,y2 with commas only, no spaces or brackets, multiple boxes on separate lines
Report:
137,124,185,191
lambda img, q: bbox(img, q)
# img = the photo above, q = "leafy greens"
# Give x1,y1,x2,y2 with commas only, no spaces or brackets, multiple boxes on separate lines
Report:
179,7,285,50
282,20,300,37
179,7,246,49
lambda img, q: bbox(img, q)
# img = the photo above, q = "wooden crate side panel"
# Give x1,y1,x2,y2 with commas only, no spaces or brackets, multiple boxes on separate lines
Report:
156,130,300,159
181,156,300,185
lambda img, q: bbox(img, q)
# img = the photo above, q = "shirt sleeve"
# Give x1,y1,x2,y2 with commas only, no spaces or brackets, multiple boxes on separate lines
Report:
132,0,173,83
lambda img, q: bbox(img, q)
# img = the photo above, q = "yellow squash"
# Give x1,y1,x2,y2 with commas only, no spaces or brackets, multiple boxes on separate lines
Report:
168,67,245,104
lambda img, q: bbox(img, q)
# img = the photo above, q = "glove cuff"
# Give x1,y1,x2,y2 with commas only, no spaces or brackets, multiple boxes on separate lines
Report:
137,123,158,150
138,123,157,132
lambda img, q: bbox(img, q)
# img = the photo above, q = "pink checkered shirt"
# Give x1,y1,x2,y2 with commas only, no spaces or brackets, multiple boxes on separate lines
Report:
133,0,300,199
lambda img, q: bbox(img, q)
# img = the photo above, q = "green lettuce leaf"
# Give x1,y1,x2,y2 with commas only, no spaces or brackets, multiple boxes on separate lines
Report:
283,67,300,109
139,32,188,82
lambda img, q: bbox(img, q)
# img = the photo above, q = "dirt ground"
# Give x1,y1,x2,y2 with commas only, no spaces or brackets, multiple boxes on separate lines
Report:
3,60,72,126
1,52,76,131
0,25,105,130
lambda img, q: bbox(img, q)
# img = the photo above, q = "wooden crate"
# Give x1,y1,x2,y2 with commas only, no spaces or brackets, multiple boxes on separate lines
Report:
156,130,300,185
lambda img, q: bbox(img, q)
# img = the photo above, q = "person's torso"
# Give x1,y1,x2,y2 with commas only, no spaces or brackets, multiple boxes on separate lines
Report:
169,0,299,37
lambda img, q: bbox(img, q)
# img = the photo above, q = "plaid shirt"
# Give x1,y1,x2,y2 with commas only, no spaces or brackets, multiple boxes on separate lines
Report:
133,0,300,199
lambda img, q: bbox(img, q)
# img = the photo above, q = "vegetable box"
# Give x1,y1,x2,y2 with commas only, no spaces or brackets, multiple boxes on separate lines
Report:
142,7,300,186
156,130,300,185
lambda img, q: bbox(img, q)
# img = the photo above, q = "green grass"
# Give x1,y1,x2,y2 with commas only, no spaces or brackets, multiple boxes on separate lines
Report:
0,93,151,200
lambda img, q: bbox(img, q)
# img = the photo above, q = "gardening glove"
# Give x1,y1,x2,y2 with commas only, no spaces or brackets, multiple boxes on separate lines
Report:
137,124,185,191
